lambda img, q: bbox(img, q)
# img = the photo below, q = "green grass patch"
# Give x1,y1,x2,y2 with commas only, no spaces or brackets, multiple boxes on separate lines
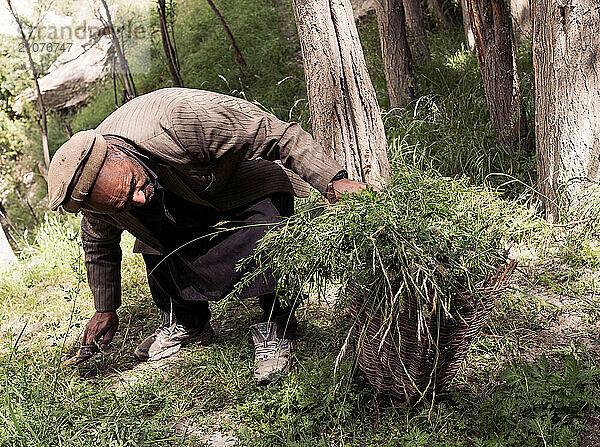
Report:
0,214,598,446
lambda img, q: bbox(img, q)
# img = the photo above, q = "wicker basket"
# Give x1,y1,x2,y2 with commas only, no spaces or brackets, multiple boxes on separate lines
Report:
349,260,517,403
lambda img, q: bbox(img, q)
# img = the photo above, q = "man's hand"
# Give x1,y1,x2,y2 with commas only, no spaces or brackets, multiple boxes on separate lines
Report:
82,311,119,348
327,178,380,203
62,311,118,366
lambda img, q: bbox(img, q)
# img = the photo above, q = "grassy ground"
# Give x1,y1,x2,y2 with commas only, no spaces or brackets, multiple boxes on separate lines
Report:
1,210,599,446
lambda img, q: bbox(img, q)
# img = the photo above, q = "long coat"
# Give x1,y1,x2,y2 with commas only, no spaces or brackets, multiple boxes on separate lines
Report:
81,88,343,312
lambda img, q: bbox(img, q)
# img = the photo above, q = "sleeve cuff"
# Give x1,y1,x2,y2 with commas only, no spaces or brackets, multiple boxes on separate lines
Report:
330,170,348,183
94,297,121,313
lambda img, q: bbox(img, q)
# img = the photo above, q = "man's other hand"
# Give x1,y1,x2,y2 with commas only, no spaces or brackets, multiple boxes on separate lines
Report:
82,311,119,349
327,178,380,203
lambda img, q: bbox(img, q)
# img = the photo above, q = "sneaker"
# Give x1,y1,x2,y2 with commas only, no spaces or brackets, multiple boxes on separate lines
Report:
134,321,214,361
249,322,293,385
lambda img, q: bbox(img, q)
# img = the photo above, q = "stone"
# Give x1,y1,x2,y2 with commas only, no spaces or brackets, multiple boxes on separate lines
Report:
15,18,115,111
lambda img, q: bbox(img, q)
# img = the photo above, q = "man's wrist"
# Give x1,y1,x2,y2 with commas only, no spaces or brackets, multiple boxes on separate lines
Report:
326,170,348,201
94,294,121,313
94,306,119,313
327,170,348,190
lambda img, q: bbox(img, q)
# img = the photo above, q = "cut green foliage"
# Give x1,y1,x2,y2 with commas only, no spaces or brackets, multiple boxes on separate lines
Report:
230,163,548,402
236,166,542,322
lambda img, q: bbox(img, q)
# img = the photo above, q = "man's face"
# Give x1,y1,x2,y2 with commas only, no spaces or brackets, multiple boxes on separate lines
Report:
83,147,154,214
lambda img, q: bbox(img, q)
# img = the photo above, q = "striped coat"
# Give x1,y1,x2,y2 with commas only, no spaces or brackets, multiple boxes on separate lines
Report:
81,88,343,312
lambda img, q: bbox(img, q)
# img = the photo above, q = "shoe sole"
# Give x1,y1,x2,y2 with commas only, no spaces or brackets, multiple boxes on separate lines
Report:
135,326,215,362
255,353,292,386
255,364,291,386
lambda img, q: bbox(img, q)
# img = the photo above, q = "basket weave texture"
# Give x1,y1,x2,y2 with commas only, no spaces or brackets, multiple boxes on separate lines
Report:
349,260,517,403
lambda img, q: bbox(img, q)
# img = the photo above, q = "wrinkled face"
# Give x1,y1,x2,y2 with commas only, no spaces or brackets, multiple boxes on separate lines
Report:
83,146,154,214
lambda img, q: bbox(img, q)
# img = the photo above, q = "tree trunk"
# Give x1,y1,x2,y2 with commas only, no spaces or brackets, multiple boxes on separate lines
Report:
60,112,73,138
510,0,532,44
158,0,184,86
427,0,455,27
0,202,17,253
468,0,528,155
402,0,430,62
460,0,475,51
533,0,600,222
15,184,39,226
6,0,50,170
206,0,249,77
99,0,136,101
293,0,391,188
374,0,416,109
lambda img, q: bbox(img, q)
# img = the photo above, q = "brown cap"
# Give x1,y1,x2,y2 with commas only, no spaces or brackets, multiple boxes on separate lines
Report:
48,131,108,213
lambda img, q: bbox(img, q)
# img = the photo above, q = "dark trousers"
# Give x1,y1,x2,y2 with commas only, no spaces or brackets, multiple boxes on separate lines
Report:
141,193,298,338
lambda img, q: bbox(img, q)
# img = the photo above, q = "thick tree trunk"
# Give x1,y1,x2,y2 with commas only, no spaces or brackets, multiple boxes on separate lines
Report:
100,0,136,102
427,0,455,27
468,0,528,154
460,0,475,51
533,0,600,222
206,0,249,77
293,0,391,188
402,0,430,62
374,0,416,108
6,0,50,170
158,0,184,87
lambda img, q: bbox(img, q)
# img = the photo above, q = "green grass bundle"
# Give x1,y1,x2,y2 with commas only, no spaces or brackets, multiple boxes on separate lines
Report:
241,167,526,306
235,166,536,400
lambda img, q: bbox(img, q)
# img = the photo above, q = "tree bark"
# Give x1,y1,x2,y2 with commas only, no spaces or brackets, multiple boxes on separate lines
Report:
60,112,73,138
402,0,430,62
510,0,532,44
533,0,600,222
15,183,39,226
460,0,475,51
427,0,455,27
293,0,391,188
158,0,184,86
0,201,17,253
374,0,416,109
206,0,249,77
99,0,136,101
468,0,528,155
5,0,50,170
